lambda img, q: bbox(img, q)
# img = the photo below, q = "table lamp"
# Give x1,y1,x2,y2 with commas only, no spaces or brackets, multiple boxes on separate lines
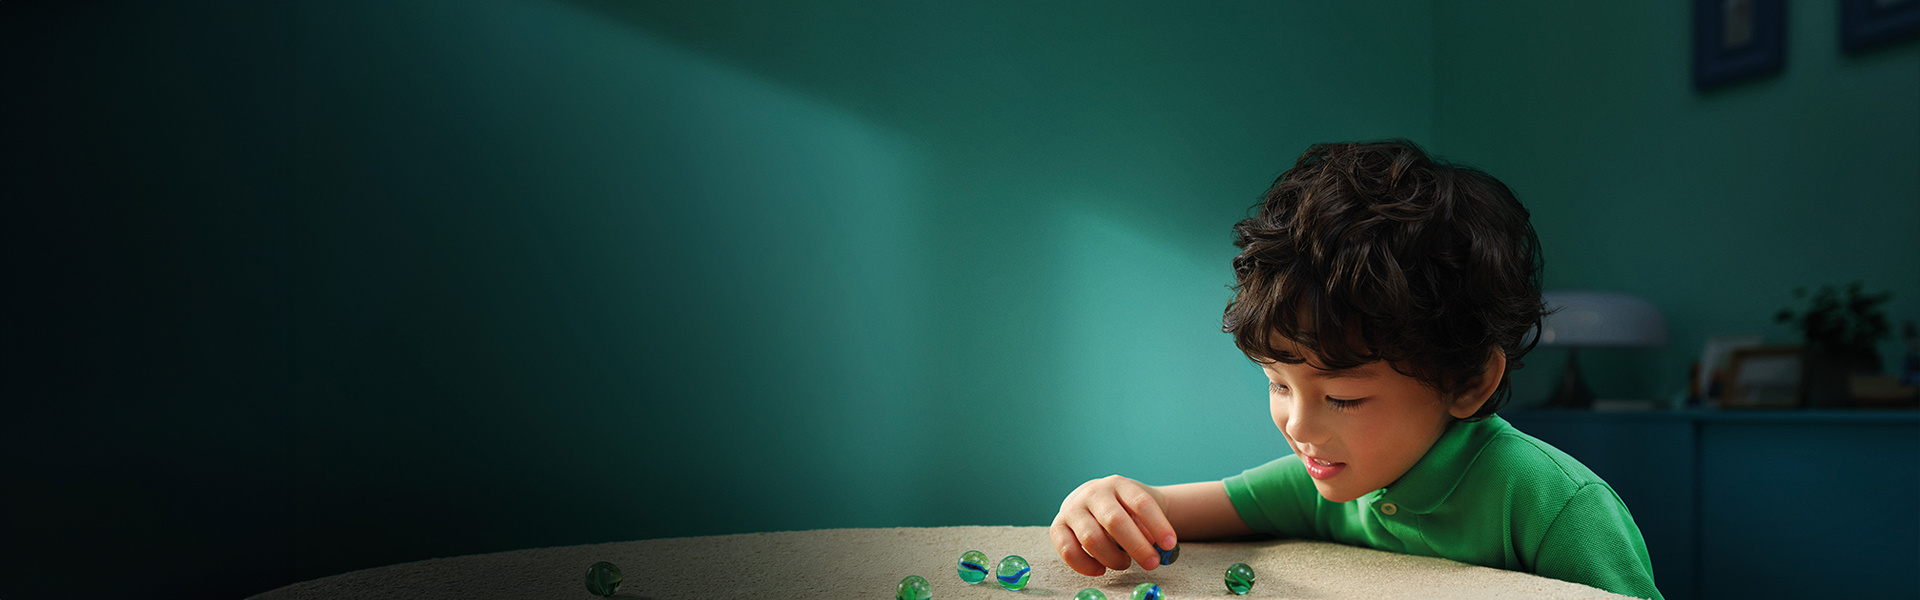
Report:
1537,291,1670,408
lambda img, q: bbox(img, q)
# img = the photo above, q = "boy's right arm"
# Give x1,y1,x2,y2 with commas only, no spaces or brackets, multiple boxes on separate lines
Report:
1050,475,1255,576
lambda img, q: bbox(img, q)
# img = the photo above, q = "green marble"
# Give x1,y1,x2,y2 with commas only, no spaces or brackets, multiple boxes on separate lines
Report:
995,555,1031,591
1074,588,1110,600
584,561,622,598
896,575,931,600
1225,562,1256,595
958,550,990,584
1130,582,1164,600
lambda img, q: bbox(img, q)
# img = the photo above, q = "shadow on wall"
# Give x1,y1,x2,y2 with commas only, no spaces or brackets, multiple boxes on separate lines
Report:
3,1,946,597
288,0,946,579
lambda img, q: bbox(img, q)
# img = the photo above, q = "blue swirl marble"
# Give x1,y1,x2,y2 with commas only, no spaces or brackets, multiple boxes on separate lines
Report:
1130,582,1164,600
958,550,991,584
995,554,1032,591
1155,543,1180,566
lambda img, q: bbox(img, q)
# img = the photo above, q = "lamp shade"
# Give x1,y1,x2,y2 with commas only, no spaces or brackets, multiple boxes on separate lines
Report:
1538,291,1669,348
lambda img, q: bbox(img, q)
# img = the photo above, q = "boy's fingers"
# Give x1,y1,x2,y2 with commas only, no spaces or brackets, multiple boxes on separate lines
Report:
1088,493,1160,570
1049,521,1107,577
1118,483,1179,554
1065,507,1134,571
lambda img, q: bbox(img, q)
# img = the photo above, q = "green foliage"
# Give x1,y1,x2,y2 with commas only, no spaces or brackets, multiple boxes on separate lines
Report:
1774,282,1893,360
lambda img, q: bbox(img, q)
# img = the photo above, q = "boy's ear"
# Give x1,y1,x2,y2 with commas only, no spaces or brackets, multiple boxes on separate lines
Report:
1448,348,1508,419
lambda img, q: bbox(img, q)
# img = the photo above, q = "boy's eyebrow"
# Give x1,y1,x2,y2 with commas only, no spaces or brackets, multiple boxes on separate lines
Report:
1310,367,1376,380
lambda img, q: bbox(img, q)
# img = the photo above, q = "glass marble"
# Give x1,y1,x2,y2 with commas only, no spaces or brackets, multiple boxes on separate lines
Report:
1225,562,1256,595
1155,543,1180,566
1074,588,1109,600
1130,582,1164,600
995,554,1032,591
958,550,990,584
584,561,623,598
896,575,931,600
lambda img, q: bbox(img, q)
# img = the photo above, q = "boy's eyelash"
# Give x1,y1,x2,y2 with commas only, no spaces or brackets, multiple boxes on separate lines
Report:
1272,384,1363,411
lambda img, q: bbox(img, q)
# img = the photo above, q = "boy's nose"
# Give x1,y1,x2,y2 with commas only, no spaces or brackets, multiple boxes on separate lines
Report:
1280,399,1330,445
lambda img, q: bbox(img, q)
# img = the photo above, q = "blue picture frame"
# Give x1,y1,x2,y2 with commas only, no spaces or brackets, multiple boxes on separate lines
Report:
1842,0,1920,54
1693,0,1787,90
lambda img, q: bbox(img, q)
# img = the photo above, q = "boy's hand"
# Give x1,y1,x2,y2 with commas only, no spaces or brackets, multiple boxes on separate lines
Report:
1050,474,1180,576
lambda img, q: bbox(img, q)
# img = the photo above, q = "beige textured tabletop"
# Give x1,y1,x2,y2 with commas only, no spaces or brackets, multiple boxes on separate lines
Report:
252,526,1636,599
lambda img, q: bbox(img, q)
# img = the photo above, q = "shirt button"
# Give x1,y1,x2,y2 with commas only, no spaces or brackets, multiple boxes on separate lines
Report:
1381,502,1398,515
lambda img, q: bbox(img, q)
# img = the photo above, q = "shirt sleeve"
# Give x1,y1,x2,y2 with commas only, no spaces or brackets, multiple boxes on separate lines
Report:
1532,483,1664,600
1221,455,1319,539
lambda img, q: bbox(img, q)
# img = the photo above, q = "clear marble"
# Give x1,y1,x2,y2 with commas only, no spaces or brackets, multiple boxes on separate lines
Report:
995,555,1032,591
896,575,931,600
1155,543,1180,566
584,561,622,598
958,550,990,584
1225,562,1256,595
1130,582,1164,600
1074,588,1110,600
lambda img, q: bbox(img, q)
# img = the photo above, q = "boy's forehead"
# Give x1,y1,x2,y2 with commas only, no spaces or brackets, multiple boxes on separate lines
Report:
1263,335,1381,379
1265,359,1382,380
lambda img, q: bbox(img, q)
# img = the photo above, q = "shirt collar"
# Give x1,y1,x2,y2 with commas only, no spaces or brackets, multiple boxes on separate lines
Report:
1377,415,1510,514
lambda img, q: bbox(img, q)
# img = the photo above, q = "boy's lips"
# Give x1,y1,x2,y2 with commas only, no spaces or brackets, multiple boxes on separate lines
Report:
1301,454,1347,480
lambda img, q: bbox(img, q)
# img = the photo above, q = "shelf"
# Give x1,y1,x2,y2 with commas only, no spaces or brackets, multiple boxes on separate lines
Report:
1501,407,1919,600
1503,408,1920,424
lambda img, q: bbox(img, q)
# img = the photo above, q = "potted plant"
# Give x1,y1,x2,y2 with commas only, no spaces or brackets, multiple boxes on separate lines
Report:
1774,282,1893,407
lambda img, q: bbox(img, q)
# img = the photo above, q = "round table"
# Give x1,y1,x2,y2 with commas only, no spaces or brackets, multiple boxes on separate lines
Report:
252,526,1633,599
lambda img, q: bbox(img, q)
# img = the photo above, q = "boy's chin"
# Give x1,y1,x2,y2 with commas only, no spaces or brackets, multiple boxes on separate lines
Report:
1312,481,1371,503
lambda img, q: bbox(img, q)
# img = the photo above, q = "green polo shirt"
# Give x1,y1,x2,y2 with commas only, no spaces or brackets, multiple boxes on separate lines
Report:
1223,415,1662,600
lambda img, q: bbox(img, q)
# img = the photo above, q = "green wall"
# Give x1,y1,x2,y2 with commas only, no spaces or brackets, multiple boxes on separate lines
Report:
2,1,1436,597
1434,0,1920,404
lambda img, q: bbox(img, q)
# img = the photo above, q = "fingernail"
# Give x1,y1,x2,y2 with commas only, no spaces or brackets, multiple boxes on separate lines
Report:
1161,535,1177,549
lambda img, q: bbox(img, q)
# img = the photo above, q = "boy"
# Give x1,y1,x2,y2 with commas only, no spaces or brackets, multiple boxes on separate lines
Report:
1050,140,1661,599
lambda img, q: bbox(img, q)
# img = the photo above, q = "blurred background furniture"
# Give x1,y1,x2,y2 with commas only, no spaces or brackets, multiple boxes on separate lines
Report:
1503,409,1920,600
1538,291,1670,409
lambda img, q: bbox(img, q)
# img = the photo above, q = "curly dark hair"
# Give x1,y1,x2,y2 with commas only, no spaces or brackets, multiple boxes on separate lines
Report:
1222,139,1546,420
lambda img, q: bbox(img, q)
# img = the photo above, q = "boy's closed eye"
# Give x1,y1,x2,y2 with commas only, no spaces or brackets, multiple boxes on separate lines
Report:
1325,397,1365,411
1268,383,1369,411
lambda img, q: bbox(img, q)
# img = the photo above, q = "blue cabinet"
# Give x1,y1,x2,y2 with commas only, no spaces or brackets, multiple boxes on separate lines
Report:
1501,410,1920,600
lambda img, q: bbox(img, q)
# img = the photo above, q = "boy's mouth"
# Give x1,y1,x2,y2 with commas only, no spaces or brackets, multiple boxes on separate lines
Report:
1302,454,1347,480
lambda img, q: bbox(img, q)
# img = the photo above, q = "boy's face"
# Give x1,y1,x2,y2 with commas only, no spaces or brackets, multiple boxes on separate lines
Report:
1260,336,1481,503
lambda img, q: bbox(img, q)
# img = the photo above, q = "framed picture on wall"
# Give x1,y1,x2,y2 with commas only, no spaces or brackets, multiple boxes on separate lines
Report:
1721,346,1804,408
1693,0,1787,90
1842,0,1920,54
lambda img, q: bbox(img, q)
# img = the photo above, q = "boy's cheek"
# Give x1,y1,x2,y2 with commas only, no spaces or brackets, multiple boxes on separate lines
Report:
1272,417,1297,449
